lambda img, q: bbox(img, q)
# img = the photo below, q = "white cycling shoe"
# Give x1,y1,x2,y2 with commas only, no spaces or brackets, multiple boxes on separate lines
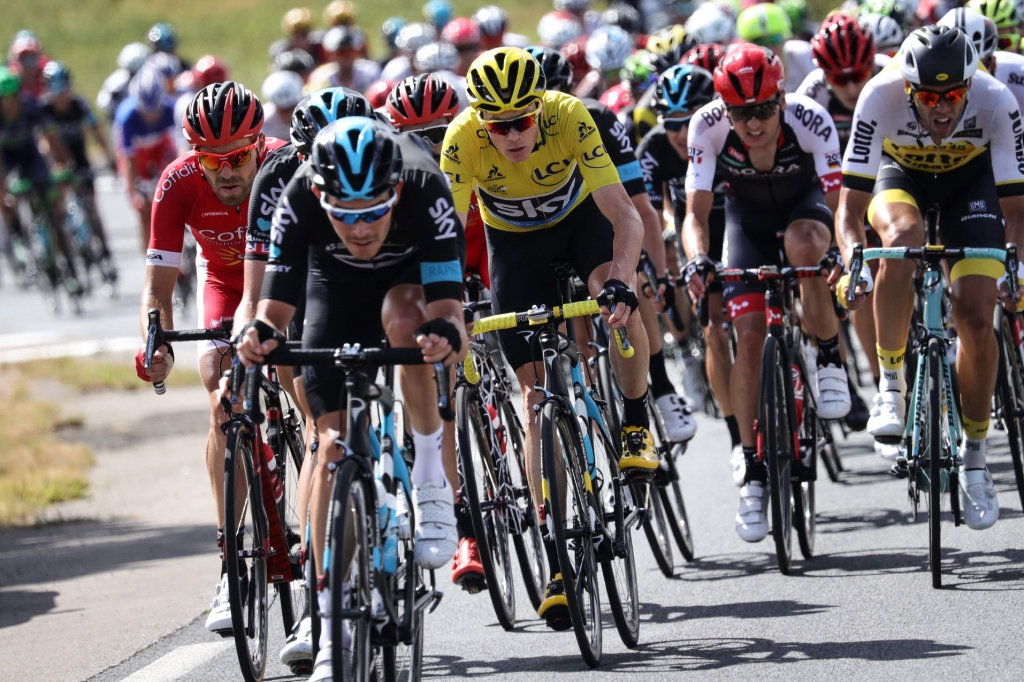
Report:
816,366,851,419
280,615,314,671
413,480,458,569
730,445,746,488
961,468,1000,530
310,642,333,682
735,482,769,543
868,392,905,440
204,574,232,634
655,393,697,442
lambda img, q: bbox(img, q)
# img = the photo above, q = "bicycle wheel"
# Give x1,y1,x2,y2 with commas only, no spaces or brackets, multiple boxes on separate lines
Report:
595,352,622,439
382,482,424,682
455,384,516,630
819,419,842,482
541,401,602,668
223,421,269,682
276,415,306,638
793,400,817,560
329,458,374,682
925,338,944,589
307,521,320,663
997,317,1024,511
659,446,695,562
762,336,794,575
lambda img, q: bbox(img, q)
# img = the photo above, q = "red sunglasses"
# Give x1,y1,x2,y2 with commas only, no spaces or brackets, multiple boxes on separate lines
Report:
482,110,541,136
826,69,871,87
906,84,969,107
195,141,259,171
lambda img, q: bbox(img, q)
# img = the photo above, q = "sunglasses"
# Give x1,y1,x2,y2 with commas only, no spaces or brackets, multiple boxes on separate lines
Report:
906,84,969,107
195,141,258,171
726,97,781,123
414,125,448,145
826,69,871,87
481,109,541,136
658,115,693,132
998,33,1021,51
320,192,397,225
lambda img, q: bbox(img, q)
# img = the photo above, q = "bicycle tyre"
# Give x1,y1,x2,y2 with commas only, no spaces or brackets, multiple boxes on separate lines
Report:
455,384,516,630
307,522,320,663
762,336,794,575
329,457,374,682
595,353,622,440
819,421,842,482
541,401,602,668
382,483,424,682
926,338,943,589
277,415,307,637
223,421,269,682
659,451,695,562
793,405,817,560
997,317,1024,511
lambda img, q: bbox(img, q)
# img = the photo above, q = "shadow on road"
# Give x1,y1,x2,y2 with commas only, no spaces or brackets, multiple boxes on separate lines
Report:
816,508,908,533
0,589,59,629
638,599,832,624
423,636,970,676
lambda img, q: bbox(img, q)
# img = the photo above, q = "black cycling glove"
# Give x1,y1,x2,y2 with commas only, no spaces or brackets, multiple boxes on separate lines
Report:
415,318,462,354
684,254,715,284
598,279,638,314
240,319,287,346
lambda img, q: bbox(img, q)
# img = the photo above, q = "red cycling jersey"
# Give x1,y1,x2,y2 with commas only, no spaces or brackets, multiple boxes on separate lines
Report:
464,191,489,289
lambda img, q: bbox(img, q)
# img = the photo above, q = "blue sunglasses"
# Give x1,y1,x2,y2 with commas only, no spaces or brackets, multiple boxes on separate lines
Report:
320,192,397,225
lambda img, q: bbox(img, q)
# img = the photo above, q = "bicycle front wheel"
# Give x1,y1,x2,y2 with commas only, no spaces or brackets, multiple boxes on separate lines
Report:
925,337,944,589
382,482,424,682
762,336,794,575
223,422,269,682
277,415,306,638
997,315,1024,511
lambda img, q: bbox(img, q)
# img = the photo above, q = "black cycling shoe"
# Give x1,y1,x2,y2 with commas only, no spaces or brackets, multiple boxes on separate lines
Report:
844,387,870,432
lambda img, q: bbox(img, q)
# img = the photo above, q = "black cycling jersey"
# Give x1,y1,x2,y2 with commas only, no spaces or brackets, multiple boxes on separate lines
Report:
0,97,54,187
42,96,95,172
582,97,646,198
246,144,303,262
262,132,466,308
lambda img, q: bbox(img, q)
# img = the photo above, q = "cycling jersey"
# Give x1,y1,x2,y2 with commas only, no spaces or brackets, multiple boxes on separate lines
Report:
841,68,1024,196
464,192,489,288
0,97,54,187
992,50,1024,116
631,83,659,145
96,68,131,121
583,97,645,198
246,144,302,263
441,90,622,232
685,94,843,211
306,60,382,94
113,96,177,180
797,54,892,153
783,40,815,94
43,95,97,173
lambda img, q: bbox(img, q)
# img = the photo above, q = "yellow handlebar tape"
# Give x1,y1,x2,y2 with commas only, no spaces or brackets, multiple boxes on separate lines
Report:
613,328,635,358
471,312,519,335
835,274,851,309
557,299,600,319
463,352,480,385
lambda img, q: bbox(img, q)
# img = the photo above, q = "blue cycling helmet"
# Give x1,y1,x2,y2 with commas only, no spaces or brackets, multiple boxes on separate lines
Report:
130,66,167,113
291,87,374,156
148,23,179,52
423,0,454,29
310,117,403,201
653,64,715,115
382,17,408,50
525,46,574,93
43,60,72,93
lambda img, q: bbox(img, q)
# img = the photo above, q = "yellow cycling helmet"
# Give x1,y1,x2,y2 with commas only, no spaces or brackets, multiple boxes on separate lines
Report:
647,24,695,63
282,7,313,36
324,1,359,27
966,0,1020,29
466,47,547,114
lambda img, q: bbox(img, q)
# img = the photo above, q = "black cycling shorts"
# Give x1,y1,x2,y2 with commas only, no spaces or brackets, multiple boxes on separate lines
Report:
487,194,614,370
868,154,1004,251
300,257,421,419
721,185,834,318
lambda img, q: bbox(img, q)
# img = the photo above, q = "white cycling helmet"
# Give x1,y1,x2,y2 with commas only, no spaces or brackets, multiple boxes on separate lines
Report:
414,41,460,72
685,2,736,45
538,11,584,49
395,22,438,53
261,70,304,110
859,13,905,54
130,66,167,113
939,7,997,61
554,0,591,12
586,25,633,71
474,6,508,38
118,42,152,75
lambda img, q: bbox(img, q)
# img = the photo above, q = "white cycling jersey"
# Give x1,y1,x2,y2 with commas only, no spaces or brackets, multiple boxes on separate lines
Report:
784,40,816,94
992,50,1024,116
841,66,1024,193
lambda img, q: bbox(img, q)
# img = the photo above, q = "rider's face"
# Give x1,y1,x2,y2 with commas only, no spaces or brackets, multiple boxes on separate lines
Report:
323,181,404,260
728,95,784,150
481,102,542,164
196,135,264,207
662,111,694,158
910,81,970,141
826,71,872,111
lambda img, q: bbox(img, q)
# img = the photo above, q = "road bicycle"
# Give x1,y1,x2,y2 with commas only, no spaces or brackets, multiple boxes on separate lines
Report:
994,305,1024,511
53,167,117,296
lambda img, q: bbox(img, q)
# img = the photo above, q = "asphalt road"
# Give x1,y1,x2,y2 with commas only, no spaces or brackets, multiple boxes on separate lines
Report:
4,181,1024,681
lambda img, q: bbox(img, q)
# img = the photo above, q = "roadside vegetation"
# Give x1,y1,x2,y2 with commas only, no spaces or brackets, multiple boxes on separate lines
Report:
14,355,201,393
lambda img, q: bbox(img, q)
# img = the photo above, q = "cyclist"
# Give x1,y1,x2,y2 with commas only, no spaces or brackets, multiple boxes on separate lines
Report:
135,81,287,634
951,7,1024,114
113,67,177,251
147,22,188,74
633,25,697,141
440,47,657,630
684,44,850,543
474,6,528,49
424,0,454,32
261,70,305,141
603,2,645,47
736,3,815,94
269,7,316,63
6,32,50,103
307,25,382,94
41,61,117,283
172,55,230,154
859,13,905,58
537,10,584,50
97,43,151,122
684,2,736,45
833,25,1024,530
637,64,743,466
235,117,467,680
442,17,482,76
573,26,633,100
967,0,1021,54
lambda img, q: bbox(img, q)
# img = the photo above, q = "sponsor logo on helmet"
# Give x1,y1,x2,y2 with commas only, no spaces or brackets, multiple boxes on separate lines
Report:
936,73,948,81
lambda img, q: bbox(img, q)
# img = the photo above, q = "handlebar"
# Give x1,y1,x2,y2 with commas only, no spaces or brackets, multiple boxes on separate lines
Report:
471,299,634,358
144,308,232,395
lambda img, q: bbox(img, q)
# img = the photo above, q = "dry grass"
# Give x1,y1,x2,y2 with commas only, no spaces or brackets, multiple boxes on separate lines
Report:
13,355,202,393
0,381,95,525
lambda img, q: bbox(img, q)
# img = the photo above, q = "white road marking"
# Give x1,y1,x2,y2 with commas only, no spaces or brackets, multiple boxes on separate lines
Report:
119,641,230,682
0,336,139,364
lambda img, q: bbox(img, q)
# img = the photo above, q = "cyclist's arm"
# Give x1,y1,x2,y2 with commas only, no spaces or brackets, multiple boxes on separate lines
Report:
633,191,667,277
591,182,644,284
85,110,115,165
834,187,872,263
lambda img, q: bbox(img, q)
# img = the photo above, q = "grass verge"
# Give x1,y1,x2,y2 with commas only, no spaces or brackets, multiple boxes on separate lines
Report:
12,355,202,393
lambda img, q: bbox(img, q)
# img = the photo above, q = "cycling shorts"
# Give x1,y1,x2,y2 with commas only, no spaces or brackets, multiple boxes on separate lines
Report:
196,260,240,357
721,185,834,318
487,194,614,370
867,154,1004,253
300,257,422,420
2,147,51,193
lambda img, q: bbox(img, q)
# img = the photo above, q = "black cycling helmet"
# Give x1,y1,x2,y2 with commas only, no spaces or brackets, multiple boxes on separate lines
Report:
898,24,979,87
603,3,644,36
525,45,574,93
653,64,715,115
310,117,403,201
291,87,374,156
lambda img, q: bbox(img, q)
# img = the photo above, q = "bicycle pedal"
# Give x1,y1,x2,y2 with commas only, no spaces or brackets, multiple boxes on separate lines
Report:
288,662,313,677
889,458,909,479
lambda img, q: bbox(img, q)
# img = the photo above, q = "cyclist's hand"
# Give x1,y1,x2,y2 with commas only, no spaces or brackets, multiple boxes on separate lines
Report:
998,281,1024,313
684,254,714,301
131,192,147,211
598,279,638,329
825,261,845,287
834,268,872,311
415,318,464,366
236,320,283,368
135,344,173,383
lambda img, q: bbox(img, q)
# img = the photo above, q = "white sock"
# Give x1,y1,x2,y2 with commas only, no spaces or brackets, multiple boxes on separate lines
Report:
879,367,906,397
318,587,331,651
963,436,986,470
411,425,446,488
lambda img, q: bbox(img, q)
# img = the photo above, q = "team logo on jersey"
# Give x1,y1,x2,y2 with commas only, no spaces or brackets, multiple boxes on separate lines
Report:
953,116,982,139
970,199,987,212
846,119,878,165
687,147,703,164
478,168,583,228
485,165,505,182
259,178,288,217
791,104,834,141
1010,73,1024,86
609,120,633,153
532,158,573,185
826,151,841,169
640,152,659,183
428,197,458,240
443,143,460,163
725,147,745,164
578,121,596,142
581,144,609,168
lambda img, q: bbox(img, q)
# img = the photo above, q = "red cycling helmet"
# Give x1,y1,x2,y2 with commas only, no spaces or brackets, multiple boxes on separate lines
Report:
811,13,875,76
192,55,230,89
442,17,481,47
183,81,264,147
713,43,784,106
682,43,726,72
364,79,394,109
387,74,460,126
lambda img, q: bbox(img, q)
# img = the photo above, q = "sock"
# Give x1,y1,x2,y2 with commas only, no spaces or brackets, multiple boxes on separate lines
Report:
877,345,908,396
318,586,331,651
411,425,446,488
817,334,842,368
622,390,650,429
742,446,767,483
648,351,676,399
544,539,561,581
724,415,741,448
962,416,990,469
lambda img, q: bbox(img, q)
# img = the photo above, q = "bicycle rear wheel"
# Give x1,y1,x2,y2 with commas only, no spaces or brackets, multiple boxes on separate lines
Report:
541,402,602,668
925,338,944,589
276,415,307,638
997,316,1024,511
223,422,269,682
382,483,424,682
793,404,817,560
762,336,794,575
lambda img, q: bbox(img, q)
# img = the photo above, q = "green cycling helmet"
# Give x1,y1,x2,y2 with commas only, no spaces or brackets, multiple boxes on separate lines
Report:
0,66,21,97
860,0,907,25
620,50,668,90
777,0,809,27
736,3,793,45
966,0,1020,29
